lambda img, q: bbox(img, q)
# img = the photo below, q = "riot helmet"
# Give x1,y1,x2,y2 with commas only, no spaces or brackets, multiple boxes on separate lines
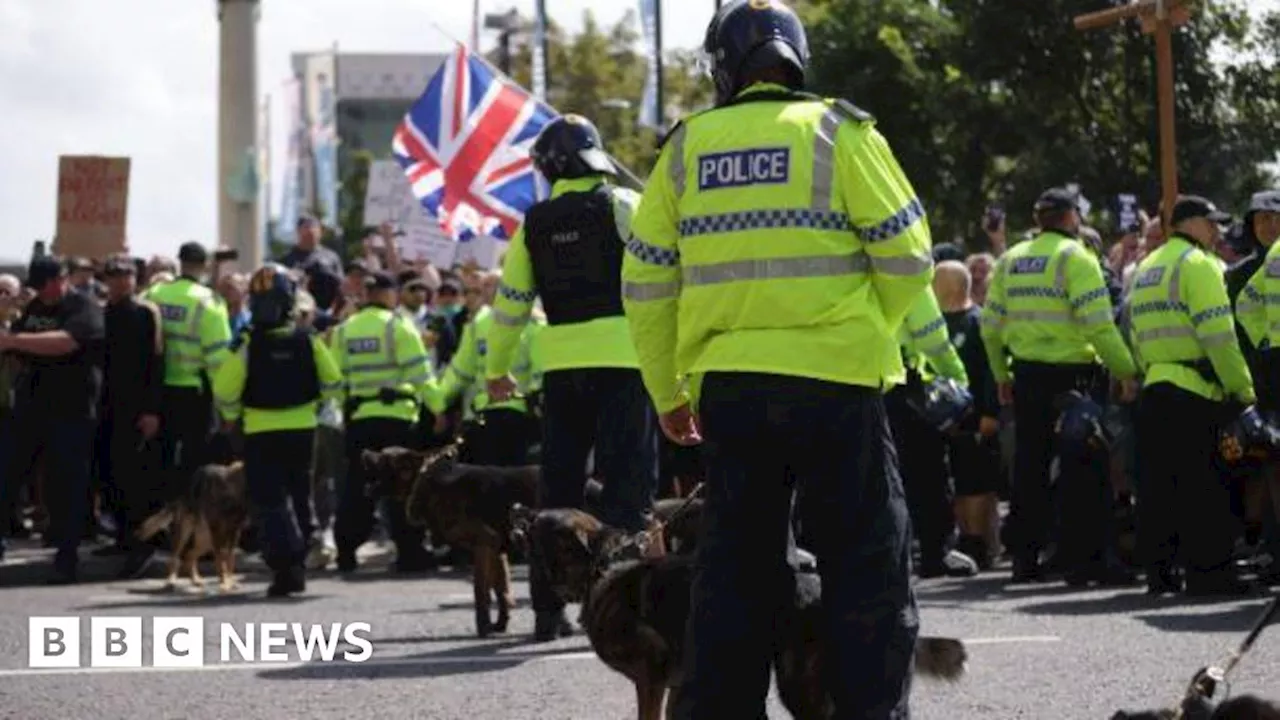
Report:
248,263,297,331
531,114,616,183
701,0,809,106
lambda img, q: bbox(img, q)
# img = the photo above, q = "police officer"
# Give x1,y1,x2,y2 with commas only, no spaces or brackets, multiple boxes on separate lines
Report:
330,271,437,574
888,287,978,578
981,187,1139,584
1230,192,1280,397
213,264,342,596
145,242,232,500
432,288,542,467
622,2,927,715
1132,196,1257,595
485,114,659,642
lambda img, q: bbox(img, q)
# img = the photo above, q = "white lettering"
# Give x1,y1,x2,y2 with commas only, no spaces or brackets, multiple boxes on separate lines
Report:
220,624,254,662
732,154,750,183
699,157,716,187
717,156,734,184
752,152,769,180
342,623,374,663
259,622,289,662
770,150,787,179
292,623,344,662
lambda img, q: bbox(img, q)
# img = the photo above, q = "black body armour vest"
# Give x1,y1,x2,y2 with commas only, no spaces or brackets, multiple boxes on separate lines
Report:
524,186,625,327
243,329,321,410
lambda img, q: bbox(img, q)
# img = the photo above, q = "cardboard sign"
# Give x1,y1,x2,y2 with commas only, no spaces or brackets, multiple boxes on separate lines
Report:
363,159,499,270
54,156,131,260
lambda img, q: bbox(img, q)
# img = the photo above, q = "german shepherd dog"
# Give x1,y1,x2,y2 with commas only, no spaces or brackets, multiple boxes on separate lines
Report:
510,506,967,720
136,462,248,592
363,442,538,638
1112,695,1280,719
583,478,705,555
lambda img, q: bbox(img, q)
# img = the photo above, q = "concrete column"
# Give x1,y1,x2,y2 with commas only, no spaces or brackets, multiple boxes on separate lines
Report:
217,0,263,272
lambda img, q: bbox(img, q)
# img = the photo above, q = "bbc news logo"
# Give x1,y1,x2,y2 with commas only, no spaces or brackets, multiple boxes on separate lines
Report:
29,617,373,668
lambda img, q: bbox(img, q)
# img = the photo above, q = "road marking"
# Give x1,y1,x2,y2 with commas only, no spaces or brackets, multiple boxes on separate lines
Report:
0,650,599,678
962,635,1061,645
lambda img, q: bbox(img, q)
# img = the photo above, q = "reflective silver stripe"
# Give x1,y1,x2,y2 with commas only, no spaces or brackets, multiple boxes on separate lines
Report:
1237,296,1260,314
1200,331,1235,348
922,341,952,357
1007,310,1071,322
1268,258,1280,277
190,301,208,368
1054,244,1075,293
811,108,842,212
1135,326,1195,342
492,308,528,327
1169,246,1196,305
1077,309,1112,325
622,280,681,301
384,317,399,369
871,254,932,276
346,361,399,373
667,124,688,198
336,324,349,379
683,254,868,287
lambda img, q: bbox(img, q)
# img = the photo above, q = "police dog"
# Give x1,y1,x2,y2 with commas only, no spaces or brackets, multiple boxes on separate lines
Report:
363,442,538,638
1112,695,1280,719
510,506,967,720
583,478,705,555
136,462,248,592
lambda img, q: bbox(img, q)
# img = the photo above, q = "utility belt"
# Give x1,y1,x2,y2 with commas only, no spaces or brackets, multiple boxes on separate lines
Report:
343,387,419,418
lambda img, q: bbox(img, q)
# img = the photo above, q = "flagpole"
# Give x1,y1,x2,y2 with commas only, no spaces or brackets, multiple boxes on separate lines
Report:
536,0,550,94
425,19,646,190
654,0,665,132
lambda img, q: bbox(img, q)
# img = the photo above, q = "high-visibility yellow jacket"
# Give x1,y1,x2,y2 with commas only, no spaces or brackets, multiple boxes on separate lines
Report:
145,277,232,388
621,83,934,412
1129,234,1253,403
329,305,437,424
899,288,968,384
434,305,541,418
486,176,641,379
981,230,1136,384
212,328,344,434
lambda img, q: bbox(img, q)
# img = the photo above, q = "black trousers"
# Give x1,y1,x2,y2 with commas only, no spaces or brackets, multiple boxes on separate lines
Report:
530,367,659,614
460,407,533,467
1136,383,1236,577
160,387,214,503
884,386,955,566
335,418,425,560
98,410,162,550
1,412,96,571
673,373,918,720
243,429,314,572
949,433,1002,497
1009,360,1102,566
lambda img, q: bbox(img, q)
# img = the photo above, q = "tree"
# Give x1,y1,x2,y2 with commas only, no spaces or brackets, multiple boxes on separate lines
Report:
800,0,1280,247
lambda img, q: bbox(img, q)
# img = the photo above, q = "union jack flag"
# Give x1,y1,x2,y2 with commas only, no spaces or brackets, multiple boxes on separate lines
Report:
392,46,558,243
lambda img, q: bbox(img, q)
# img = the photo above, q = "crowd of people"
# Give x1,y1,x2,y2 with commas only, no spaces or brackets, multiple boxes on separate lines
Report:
0,214,513,588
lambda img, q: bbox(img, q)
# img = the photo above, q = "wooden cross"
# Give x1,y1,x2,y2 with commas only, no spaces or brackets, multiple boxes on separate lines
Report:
1074,0,1191,230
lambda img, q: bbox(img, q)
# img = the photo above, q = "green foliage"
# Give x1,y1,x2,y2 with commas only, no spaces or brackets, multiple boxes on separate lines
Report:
801,0,1280,246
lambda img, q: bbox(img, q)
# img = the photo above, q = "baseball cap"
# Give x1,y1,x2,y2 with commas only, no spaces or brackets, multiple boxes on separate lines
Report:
102,253,137,276
1034,187,1080,213
1170,195,1232,226
26,255,65,289
66,256,94,273
932,242,965,263
365,271,397,292
1247,190,1280,215
397,270,428,290
177,242,209,264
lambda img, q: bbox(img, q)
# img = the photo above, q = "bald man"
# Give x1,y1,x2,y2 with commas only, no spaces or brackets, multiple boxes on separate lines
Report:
934,261,1003,568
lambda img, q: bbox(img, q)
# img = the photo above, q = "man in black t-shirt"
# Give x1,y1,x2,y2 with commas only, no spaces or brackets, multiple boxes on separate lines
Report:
0,256,105,582
279,215,343,310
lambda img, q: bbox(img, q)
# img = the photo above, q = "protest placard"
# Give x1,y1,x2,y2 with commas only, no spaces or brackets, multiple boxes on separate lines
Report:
53,156,131,260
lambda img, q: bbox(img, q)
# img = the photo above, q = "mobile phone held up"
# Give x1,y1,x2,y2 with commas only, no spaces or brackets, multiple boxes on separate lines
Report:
984,205,1005,233
214,248,240,263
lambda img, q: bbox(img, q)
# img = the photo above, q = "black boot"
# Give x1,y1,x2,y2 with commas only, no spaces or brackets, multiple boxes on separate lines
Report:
533,610,574,642
267,565,306,598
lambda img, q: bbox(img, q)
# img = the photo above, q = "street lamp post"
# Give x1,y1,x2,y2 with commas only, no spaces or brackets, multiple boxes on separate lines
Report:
217,0,263,271
483,8,521,75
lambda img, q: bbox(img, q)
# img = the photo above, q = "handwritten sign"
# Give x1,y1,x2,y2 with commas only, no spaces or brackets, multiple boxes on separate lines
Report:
363,159,500,270
54,156,131,260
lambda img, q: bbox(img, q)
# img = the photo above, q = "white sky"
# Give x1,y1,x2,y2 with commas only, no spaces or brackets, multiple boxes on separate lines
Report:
0,0,1276,260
